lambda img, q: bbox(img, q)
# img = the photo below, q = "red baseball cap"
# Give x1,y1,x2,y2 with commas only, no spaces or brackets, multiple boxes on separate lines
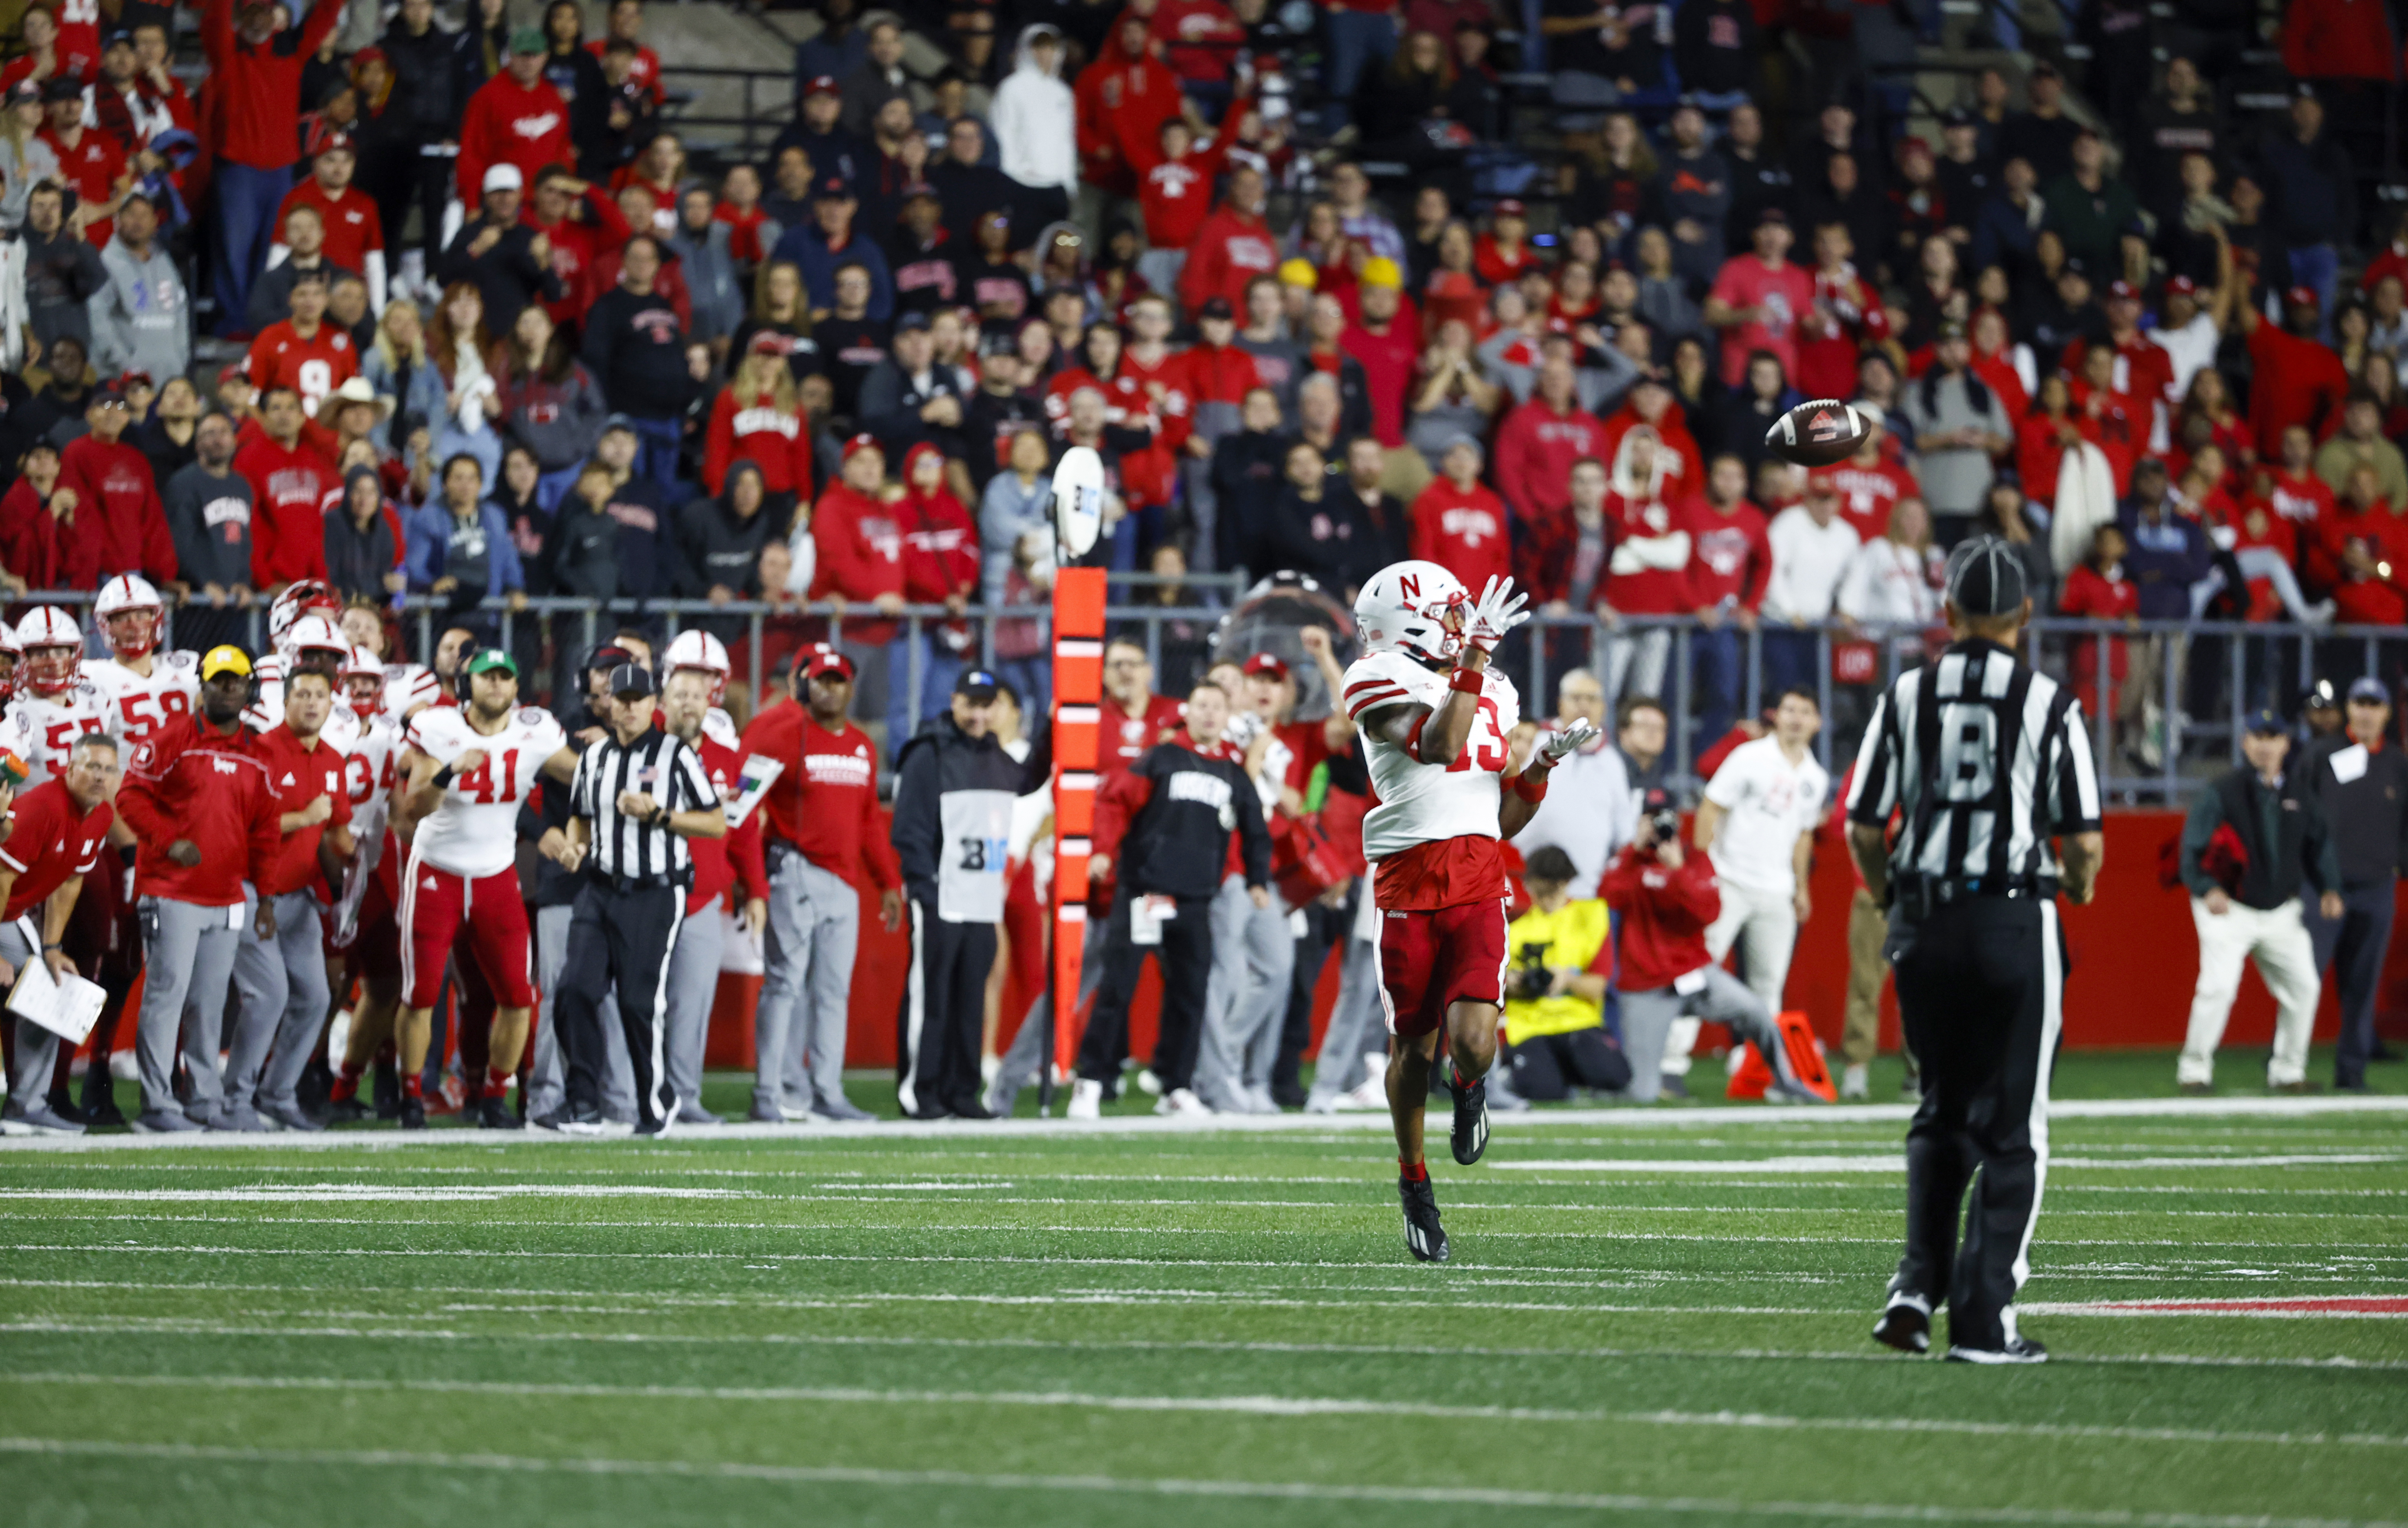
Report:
2164,275,2198,297
841,432,882,463
747,330,790,356
2287,285,2321,308
799,645,856,682
2106,279,2139,301
1241,653,1290,680
804,74,841,98
1492,198,1526,218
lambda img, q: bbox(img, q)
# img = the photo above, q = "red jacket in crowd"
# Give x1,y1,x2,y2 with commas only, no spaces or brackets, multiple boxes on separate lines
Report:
59,433,176,585
1178,339,1264,409
1410,476,1513,591
1600,839,1721,992
685,729,769,915
0,477,90,591
2248,317,2352,457
1598,403,1705,503
526,184,633,326
233,433,337,589
1604,489,1696,615
809,479,906,643
2316,503,2408,624
455,69,574,204
1127,128,1233,250
1493,396,1606,523
1811,455,1922,544
202,0,342,170
0,776,113,923
896,446,980,607
1074,24,1183,196
2283,0,2401,81
116,713,281,908
1178,201,1279,318
737,700,902,890
1686,499,1774,611
275,179,386,281
702,387,814,497
1342,317,1417,447
246,318,359,419
40,122,124,246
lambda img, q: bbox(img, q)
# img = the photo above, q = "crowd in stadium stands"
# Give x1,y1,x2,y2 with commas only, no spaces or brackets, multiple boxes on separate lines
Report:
0,0,2398,757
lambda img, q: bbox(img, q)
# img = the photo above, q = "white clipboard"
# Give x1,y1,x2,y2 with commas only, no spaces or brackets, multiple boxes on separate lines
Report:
8,955,106,1044
725,755,785,829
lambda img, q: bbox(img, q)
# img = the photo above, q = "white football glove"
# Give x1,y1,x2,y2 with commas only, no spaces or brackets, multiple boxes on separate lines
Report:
1460,575,1530,656
1537,717,1600,765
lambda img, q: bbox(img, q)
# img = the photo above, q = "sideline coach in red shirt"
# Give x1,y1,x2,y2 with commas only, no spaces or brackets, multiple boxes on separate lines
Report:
0,735,122,1137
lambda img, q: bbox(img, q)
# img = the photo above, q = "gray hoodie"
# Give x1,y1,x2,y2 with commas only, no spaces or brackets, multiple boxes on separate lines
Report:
90,234,189,383
668,218,745,345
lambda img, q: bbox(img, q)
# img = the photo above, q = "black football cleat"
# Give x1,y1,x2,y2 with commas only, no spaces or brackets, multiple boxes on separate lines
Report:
1945,1336,2048,1365
398,1095,427,1131
475,1097,523,1130
1449,1071,1490,1166
1873,1294,1932,1354
1399,1172,1450,1263
322,1096,369,1125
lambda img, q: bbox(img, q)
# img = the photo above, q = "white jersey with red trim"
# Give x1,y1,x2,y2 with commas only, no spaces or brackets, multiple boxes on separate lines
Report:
3,680,114,782
383,662,444,720
1340,650,1520,861
342,714,403,815
402,705,566,878
83,651,200,748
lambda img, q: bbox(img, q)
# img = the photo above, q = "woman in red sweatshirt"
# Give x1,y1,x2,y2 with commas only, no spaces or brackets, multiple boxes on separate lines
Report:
807,433,906,649
703,338,815,499
890,442,980,746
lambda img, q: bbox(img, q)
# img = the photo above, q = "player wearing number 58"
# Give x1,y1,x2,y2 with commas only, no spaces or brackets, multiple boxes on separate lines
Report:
889,669,1054,1121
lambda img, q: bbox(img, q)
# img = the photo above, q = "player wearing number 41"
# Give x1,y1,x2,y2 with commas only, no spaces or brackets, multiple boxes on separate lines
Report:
1343,563,1596,1264
391,650,582,1130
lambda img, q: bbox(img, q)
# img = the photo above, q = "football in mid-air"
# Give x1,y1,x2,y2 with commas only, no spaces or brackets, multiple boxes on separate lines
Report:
1766,399,1871,466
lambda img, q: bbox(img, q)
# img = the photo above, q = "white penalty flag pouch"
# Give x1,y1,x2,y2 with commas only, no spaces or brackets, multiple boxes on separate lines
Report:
1051,445,1107,558
8,956,106,1044
726,754,785,829
1130,893,1177,946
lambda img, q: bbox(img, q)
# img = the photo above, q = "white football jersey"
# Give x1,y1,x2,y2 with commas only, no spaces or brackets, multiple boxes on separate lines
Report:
342,713,403,813
5,681,114,782
83,651,199,747
402,705,567,878
1341,651,1520,861
384,662,444,719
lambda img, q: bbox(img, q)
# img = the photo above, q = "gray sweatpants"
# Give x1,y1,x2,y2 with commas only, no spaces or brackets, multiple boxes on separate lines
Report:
1617,965,1793,1103
222,887,331,1113
1194,875,1292,1109
753,850,860,1118
664,894,725,1118
2,918,56,1103
135,895,246,1121
989,923,1106,1109
1305,931,1386,1108
528,901,633,1121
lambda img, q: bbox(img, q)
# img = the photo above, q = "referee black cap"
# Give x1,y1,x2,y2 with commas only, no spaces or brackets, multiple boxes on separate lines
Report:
1943,536,2027,618
609,662,655,698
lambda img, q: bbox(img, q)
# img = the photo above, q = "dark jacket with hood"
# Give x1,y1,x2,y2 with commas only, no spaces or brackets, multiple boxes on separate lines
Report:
680,459,776,598
547,483,622,598
322,464,404,602
892,710,1055,920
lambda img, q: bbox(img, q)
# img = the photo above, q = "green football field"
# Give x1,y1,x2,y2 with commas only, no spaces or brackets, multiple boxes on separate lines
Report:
2,1052,2404,1528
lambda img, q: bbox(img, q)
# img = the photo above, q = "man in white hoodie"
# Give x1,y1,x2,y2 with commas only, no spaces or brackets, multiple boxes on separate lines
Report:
990,25,1076,233
1761,474,1861,699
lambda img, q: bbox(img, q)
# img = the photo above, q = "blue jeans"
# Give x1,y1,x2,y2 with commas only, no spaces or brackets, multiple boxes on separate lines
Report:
1320,9,1396,131
534,464,587,513
212,160,294,337
1692,625,1744,744
1763,626,1822,699
885,628,964,763
627,415,683,492
2289,244,2339,343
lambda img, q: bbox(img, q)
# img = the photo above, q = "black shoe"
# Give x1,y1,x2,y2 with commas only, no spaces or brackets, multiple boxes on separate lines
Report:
296,1055,333,1115
79,1093,126,1129
373,1062,401,1119
1658,1074,1690,1100
1269,1080,1307,1109
1450,1073,1490,1166
633,1115,670,1137
946,1097,994,1121
45,1090,87,1125
398,1096,426,1130
1399,1172,1449,1262
2371,1041,2401,1063
323,1096,368,1125
1873,1297,1932,1354
475,1097,523,1130
1944,1336,2048,1365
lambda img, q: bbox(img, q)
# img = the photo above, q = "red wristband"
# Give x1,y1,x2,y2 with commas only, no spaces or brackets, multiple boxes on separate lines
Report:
1448,666,1484,695
1514,772,1548,803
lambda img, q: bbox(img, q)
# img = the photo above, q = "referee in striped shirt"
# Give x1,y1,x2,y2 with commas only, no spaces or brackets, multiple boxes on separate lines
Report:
552,663,727,1137
1844,537,2104,1365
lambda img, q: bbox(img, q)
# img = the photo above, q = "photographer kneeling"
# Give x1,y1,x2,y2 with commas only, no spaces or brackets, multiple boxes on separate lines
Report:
1604,789,1826,1104
1501,846,1634,1101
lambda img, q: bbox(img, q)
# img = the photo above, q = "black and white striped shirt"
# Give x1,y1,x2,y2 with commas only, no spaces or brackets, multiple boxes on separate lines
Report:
569,726,721,885
1845,639,2101,883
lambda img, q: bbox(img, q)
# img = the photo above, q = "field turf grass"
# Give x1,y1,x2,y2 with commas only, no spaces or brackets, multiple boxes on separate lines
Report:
2,1049,2404,1528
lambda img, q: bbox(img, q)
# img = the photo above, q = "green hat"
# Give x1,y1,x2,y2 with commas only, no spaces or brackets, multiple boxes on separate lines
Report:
465,649,520,679
509,25,546,55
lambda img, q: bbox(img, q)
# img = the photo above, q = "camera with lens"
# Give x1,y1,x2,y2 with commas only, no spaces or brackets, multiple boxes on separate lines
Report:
1509,940,1554,1002
1646,807,1682,844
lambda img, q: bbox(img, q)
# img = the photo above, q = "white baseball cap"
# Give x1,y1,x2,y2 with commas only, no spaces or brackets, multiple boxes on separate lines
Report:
482,163,523,194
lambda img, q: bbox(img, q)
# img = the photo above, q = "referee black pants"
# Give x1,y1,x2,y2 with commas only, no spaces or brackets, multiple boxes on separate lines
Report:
1889,896,2063,1352
1077,888,1214,1093
898,897,995,1119
555,881,687,1132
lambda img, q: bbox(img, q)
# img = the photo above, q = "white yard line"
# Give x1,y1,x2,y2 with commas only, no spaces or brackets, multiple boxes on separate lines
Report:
2,1093,2403,1151
0,1437,2395,1528
1494,1154,2408,1173
6,1371,2404,1449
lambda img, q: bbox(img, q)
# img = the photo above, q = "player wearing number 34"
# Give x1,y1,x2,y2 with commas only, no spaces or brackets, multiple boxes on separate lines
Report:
1342,563,1597,1264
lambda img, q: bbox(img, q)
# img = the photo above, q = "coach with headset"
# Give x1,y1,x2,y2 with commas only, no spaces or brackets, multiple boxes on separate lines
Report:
1844,538,2104,1365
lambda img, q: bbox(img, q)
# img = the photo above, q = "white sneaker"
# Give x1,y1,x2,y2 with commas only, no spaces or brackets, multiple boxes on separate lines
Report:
1155,1087,1212,1117
1334,1072,1388,1112
1136,1068,1163,1096
980,1054,1001,1085
1244,1082,1280,1115
1066,1078,1103,1121
1840,1062,1869,1100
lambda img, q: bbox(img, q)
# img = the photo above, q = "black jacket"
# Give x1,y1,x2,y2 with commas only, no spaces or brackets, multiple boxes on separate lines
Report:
381,16,459,140
1103,739,1269,901
581,287,695,420
1211,428,1294,574
857,356,971,458
2307,734,2408,888
436,217,561,336
546,490,621,598
2181,764,2340,910
891,714,1053,918
680,463,776,598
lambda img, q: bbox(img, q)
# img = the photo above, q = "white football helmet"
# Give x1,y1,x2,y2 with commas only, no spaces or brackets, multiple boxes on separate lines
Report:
1353,561,1468,667
0,618,22,701
94,574,165,659
269,580,343,651
285,614,350,681
662,629,731,706
338,645,386,721
13,606,83,697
